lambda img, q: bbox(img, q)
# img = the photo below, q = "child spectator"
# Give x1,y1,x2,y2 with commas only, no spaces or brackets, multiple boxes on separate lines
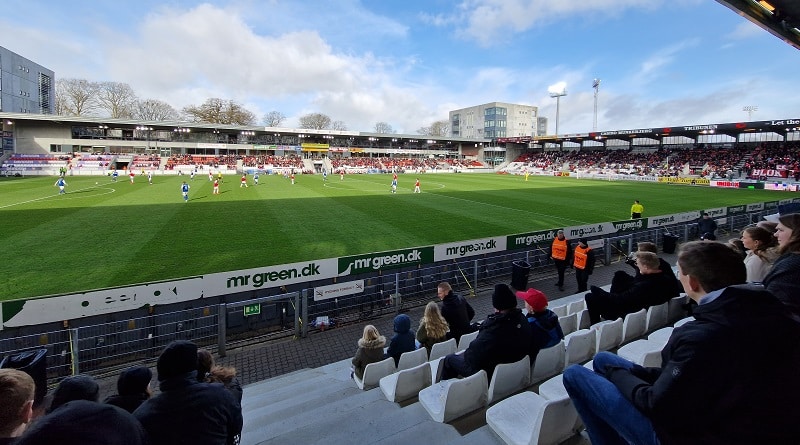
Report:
103,366,152,414
351,325,386,380
384,314,416,366
416,302,449,355
515,288,564,362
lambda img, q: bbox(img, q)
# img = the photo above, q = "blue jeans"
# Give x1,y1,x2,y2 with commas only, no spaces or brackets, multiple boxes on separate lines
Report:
562,352,661,445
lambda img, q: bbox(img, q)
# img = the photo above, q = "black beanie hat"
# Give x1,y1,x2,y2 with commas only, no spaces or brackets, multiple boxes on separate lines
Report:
157,340,198,381
49,374,100,412
117,366,153,395
492,283,517,311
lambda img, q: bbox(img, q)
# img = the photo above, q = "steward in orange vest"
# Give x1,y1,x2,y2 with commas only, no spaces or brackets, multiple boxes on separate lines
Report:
550,230,572,291
573,238,596,292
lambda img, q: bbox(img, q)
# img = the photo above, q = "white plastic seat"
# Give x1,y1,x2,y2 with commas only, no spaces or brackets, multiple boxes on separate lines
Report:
592,317,623,352
647,327,673,346
673,316,694,328
429,357,445,384
667,294,688,324
538,374,583,432
486,390,578,445
396,347,428,371
531,340,566,383
429,337,457,361
456,330,479,352
645,302,669,332
487,355,531,404
551,305,568,317
622,308,647,344
379,362,431,403
617,339,664,367
564,328,596,366
558,313,577,335
418,369,488,423
567,300,585,315
353,357,396,390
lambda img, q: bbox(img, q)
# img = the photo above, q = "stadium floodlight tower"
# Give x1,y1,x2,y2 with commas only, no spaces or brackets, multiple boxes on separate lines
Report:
743,105,758,120
592,79,601,131
548,84,568,136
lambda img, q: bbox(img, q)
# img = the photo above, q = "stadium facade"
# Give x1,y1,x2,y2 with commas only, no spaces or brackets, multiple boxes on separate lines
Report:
0,46,54,115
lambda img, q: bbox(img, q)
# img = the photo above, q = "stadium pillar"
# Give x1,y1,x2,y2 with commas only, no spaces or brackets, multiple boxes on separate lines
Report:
70,328,80,375
217,304,227,357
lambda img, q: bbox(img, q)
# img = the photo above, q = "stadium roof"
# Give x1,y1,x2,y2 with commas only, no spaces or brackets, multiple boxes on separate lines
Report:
716,0,800,50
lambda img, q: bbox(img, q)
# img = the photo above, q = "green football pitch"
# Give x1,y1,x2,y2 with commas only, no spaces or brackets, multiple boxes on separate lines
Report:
0,173,778,301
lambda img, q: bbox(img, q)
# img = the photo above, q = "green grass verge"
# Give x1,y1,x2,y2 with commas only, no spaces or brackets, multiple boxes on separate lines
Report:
0,173,778,300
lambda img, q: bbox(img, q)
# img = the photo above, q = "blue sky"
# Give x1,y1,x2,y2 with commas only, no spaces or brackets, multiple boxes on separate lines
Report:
2,0,798,134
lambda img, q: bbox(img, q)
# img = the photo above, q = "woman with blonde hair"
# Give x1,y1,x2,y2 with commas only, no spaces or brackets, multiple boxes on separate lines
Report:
416,302,450,354
351,325,386,380
740,226,778,282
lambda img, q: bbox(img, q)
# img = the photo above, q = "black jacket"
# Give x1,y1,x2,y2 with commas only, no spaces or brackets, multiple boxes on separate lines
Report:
763,252,800,317
16,400,148,445
440,291,475,340
526,309,564,361
606,286,800,445
133,373,243,445
591,271,679,319
464,308,532,377
104,393,149,414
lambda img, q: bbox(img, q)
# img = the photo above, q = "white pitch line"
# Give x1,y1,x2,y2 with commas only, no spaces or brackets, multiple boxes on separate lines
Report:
0,185,116,209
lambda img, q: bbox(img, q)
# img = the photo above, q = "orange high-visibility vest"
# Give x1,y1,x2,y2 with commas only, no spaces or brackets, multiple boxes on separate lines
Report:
552,238,568,261
574,246,591,270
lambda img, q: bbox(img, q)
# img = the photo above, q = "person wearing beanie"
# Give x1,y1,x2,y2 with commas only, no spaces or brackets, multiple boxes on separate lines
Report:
384,314,416,367
48,375,99,413
440,284,531,380
133,340,242,445
516,288,564,362
573,238,596,292
103,366,152,413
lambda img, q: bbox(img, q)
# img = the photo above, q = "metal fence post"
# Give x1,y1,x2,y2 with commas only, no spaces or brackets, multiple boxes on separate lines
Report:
70,328,80,375
301,289,308,338
473,259,479,289
604,238,611,266
294,291,302,339
217,303,227,357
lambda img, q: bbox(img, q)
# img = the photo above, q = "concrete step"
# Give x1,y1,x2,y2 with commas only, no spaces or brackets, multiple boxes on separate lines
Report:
242,367,325,399
449,425,505,445
243,376,359,426
242,369,351,411
242,386,385,444
247,396,433,445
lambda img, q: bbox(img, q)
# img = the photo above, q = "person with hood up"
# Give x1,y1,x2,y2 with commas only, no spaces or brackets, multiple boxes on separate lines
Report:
384,314,416,366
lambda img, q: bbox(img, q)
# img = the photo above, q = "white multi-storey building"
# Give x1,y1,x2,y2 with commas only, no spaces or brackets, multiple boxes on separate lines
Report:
449,102,546,139
0,46,54,115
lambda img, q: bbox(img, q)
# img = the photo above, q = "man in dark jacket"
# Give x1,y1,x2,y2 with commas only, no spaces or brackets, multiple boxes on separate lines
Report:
133,340,243,445
612,241,682,294
584,251,679,325
440,284,531,380
437,281,475,341
697,212,718,240
563,241,800,445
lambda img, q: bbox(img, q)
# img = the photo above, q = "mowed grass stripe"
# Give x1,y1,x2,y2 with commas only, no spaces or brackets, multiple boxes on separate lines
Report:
0,174,780,300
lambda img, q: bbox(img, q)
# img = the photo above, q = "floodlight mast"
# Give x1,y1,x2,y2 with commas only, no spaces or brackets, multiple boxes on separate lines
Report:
743,105,758,120
549,89,567,136
592,79,601,131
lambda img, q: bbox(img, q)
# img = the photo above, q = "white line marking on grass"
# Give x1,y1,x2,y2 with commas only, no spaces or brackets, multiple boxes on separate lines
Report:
0,185,116,209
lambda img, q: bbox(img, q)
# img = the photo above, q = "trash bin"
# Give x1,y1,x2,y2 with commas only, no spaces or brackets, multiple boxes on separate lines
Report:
662,232,679,254
1,348,48,407
511,260,531,290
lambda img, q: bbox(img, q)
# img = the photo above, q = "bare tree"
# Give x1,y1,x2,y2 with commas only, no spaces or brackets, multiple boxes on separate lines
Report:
331,120,347,131
55,78,99,116
263,111,287,127
417,120,450,137
299,112,332,130
374,122,394,134
183,98,256,125
133,99,179,121
96,81,138,118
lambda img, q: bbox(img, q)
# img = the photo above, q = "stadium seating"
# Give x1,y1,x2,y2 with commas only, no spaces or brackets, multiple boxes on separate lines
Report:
566,300,585,315
486,390,578,445
617,339,664,367
353,357,396,390
557,313,577,335
667,295,688,324
531,340,566,383
428,338,456,361
645,302,669,332
550,304,568,317
564,329,596,366
397,347,428,371
418,370,488,423
622,308,648,343
487,355,531,404
456,330,479,352
592,318,623,352
674,316,694,327
379,362,431,403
